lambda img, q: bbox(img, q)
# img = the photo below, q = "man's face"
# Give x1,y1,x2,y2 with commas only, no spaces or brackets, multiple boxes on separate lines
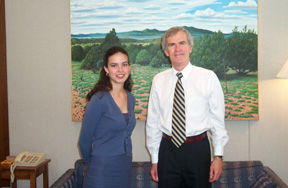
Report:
164,31,192,70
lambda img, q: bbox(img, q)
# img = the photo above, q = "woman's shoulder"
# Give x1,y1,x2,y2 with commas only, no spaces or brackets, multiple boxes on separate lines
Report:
90,91,109,102
126,91,136,105
126,90,135,98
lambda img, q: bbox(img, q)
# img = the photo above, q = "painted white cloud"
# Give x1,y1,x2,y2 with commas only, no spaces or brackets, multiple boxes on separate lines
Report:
145,4,161,10
195,8,216,17
174,13,194,19
193,8,235,19
168,0,187,6
224,0,257,9
124,7,143,14
97,1,124,9
143,15,165,21
224,10,246,14
70,0,257,34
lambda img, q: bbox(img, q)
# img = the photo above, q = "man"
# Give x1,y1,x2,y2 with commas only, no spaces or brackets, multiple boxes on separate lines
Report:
146,26,229,188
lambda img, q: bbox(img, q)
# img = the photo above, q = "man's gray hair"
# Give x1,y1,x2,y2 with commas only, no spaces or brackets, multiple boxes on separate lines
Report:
161,26,194,51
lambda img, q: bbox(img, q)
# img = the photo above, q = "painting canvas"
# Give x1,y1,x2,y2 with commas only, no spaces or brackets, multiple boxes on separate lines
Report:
70,0,258,121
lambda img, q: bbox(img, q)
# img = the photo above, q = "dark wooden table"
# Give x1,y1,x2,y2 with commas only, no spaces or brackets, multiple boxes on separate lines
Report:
0,159,51,188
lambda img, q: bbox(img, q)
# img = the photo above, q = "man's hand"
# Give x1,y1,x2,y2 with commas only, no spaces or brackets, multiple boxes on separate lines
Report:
209,157,223,182
150,163,159,182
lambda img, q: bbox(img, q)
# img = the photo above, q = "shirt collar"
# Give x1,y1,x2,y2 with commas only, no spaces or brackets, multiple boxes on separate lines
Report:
172,62,192,80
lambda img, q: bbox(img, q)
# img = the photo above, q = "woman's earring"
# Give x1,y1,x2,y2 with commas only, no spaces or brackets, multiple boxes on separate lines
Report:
106,72,109,77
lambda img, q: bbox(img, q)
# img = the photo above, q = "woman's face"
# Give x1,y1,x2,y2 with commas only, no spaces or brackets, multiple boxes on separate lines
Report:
104,52,130,86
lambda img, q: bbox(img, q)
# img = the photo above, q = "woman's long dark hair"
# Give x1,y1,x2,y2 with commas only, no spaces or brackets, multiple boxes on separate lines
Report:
86,46,133,101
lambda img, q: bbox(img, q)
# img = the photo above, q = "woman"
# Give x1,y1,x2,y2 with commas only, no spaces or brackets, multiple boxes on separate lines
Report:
78,46,136,188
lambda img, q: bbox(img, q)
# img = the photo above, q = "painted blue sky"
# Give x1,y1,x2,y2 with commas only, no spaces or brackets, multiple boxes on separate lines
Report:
70,0,257,35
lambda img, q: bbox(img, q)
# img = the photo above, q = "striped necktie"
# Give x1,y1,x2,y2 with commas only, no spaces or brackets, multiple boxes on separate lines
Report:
172,72,186,148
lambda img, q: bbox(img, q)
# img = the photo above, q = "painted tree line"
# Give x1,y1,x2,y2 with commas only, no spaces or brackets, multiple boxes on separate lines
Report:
71,26,257,78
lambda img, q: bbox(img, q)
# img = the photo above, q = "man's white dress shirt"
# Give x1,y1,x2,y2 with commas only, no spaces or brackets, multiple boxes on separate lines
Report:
146,63,229,163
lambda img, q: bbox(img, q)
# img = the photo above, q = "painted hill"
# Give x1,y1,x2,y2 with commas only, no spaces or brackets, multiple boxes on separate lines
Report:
71,26,228,39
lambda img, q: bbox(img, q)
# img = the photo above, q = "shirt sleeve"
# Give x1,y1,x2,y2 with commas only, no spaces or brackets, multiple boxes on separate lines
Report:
208,73,229,156
146,78,163,164
78,95,103,164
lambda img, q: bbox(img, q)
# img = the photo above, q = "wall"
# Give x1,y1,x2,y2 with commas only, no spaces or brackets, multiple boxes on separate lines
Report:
5,0,288,187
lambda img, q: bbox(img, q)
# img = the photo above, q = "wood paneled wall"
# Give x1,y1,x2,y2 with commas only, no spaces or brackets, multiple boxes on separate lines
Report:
0,0,10,161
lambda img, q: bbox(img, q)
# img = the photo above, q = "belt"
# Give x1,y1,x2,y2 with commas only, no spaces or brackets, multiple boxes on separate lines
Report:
163,132,207,143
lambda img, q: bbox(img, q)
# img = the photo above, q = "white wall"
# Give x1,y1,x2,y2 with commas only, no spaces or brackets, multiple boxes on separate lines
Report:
5,0,288,187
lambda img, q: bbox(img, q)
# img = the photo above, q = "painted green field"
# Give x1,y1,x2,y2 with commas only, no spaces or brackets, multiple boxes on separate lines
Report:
71,61,258,121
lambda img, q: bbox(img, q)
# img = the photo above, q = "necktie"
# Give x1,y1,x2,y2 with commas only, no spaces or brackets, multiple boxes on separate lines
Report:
172,72,186,147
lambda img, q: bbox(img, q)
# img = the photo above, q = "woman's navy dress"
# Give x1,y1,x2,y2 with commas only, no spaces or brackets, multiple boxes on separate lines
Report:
78,91,136,188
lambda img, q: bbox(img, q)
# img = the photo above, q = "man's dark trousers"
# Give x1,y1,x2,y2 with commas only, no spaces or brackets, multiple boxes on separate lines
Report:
157,136,211,188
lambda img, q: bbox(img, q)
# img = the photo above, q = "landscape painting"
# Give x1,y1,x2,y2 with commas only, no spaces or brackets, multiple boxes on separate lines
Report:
70,0,258,121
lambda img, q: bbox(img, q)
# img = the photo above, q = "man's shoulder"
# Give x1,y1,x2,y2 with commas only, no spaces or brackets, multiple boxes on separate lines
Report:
191,65,216,78
192,65,213,74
